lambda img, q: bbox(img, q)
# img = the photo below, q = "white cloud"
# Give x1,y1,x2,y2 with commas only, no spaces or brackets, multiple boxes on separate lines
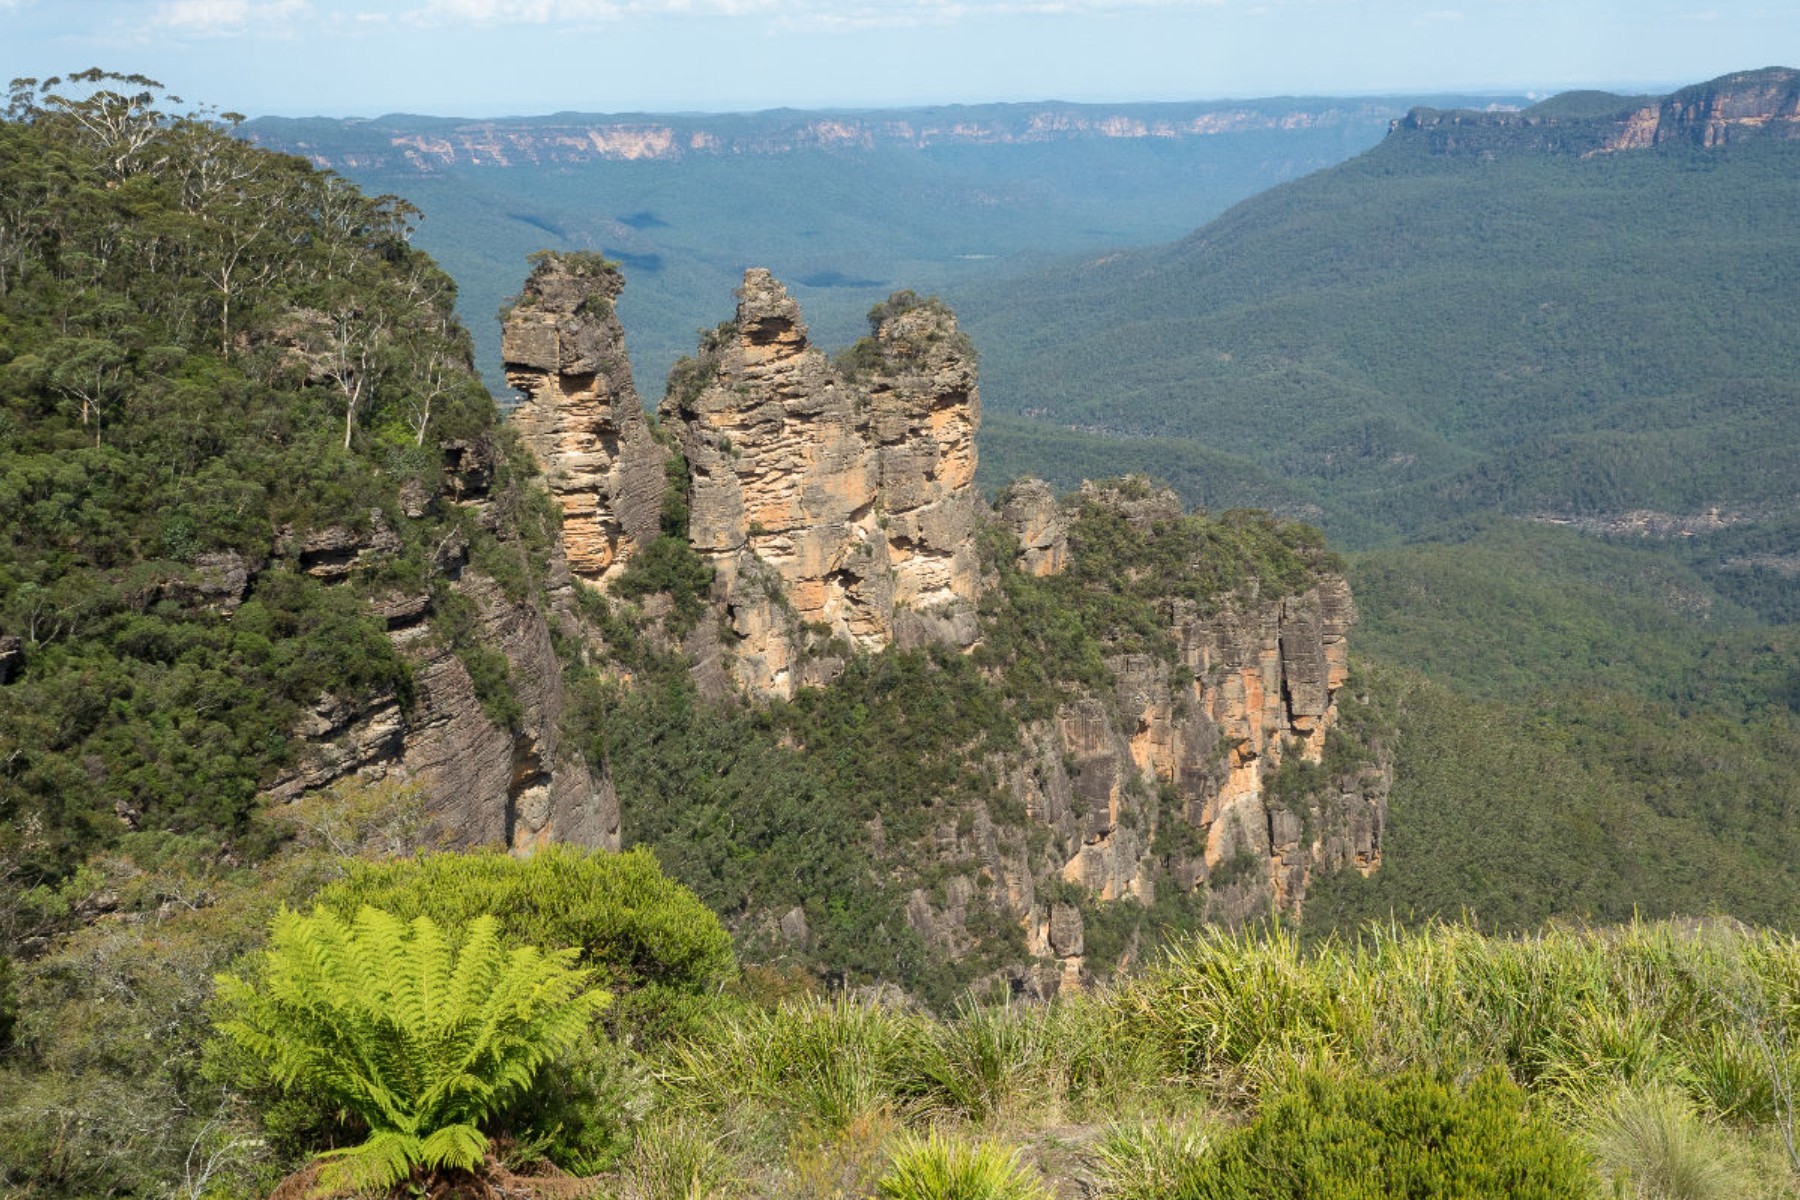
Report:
152,0,311,36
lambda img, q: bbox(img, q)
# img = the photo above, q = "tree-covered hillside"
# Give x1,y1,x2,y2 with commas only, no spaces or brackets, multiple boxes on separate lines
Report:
958,71,1800,943
962,78,1800,545
0,72,538,911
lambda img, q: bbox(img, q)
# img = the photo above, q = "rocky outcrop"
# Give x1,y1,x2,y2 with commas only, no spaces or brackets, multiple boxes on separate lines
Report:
904,478,1393,986
263,565,617,852
1647,67,1800,148
998,478,1068,577
492,259,1387,991
503,254,666,588
1392,67,1800,158
655,270,983,697
258,439,616,853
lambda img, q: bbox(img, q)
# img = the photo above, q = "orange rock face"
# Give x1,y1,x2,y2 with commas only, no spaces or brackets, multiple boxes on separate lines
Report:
993,480,1386,941
660,270,984,698
502,256,666,589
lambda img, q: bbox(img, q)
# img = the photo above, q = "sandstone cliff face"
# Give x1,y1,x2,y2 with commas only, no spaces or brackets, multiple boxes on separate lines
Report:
503,255,666,588
1393,67,1800,158
896,480,1389,991
656,270,983,697
251,99,1433,172
259,437,617,852
496,258,1386,992
1647,67,1800,148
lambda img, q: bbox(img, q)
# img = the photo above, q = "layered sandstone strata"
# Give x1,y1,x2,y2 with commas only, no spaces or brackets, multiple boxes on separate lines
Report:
502,254,666,586
658,270,983,697
894,479,1389,987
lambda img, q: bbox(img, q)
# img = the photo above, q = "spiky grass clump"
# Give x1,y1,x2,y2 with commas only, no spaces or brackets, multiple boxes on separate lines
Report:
657,995,925,1133
622,1116,741,1200
876,1131,1051,1200
913,999,1054,1124
1588,1086,1758,1200
1087,1114,1217,1200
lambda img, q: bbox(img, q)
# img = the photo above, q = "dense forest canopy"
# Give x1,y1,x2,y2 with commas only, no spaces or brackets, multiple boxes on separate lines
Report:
0,71,514,903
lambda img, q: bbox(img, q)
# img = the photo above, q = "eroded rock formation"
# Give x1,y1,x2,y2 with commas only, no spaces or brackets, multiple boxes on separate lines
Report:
897,478,1390,990
657,270,984,697
259,437,616,852
496,259,1387,992
503,254,666,587
1394,66,1800,158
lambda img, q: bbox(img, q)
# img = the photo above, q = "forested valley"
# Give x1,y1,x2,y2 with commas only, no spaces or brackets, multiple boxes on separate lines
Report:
0,69,1797,1200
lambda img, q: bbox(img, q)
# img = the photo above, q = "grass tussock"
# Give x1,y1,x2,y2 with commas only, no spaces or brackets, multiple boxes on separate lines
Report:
595,918,1800,1197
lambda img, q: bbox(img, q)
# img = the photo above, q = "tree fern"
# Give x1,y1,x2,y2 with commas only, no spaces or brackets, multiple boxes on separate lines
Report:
213,906,608,1193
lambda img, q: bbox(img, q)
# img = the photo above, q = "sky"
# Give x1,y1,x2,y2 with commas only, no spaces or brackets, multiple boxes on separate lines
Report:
1,0,1794,118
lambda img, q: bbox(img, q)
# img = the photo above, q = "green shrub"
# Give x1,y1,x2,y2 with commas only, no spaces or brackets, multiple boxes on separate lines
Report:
211,907,607,1193
913,999,1053,1124
661,996,925,1134
623,1115,743,1200
313,845,736,1012
0,955,14,1054
612,532,714,629
876,1131,1051,1200
1168,1069,1594,1200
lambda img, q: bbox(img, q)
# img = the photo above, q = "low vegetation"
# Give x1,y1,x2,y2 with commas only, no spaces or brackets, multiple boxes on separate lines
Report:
7,816,1799,1200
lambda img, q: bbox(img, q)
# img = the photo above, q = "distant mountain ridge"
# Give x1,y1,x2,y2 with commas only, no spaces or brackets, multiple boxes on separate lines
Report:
1392,65,1800,157
244,92,1525,399
960,66,1800,545
247,96,1523,172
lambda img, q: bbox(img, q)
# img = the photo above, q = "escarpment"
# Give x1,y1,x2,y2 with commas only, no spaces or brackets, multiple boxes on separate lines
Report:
257,437,618,853
502,258,1389,989
959,481,1386,989
1392,66,1800,157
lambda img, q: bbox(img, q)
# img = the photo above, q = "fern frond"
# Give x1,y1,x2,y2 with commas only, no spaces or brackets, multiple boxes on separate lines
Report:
417,1122,489,1173
213,904,608,1190
316,1129,421,1195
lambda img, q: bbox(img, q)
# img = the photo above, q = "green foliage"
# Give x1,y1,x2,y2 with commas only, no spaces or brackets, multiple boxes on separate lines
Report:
583,662,937,994
574,494,1340,1002
1587,1085,1760,1200
612,533,714,629
961,124,1800,546
0,788,424,1200
1165,1069,1592,1200
874,1137,1051,1200
1302,661,1800,936
0,954,14,1055
975,491,1336,715
660,996,927,1134
620,1115,744,1200
0,73,531,908
877,1132,1052,1200
1088,1114,1218,1200
914,999,1052,1124
211,906,607,1192
313,846,735,1003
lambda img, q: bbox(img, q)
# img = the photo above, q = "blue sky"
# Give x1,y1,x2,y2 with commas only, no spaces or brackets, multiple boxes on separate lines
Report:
1,0,1792,117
